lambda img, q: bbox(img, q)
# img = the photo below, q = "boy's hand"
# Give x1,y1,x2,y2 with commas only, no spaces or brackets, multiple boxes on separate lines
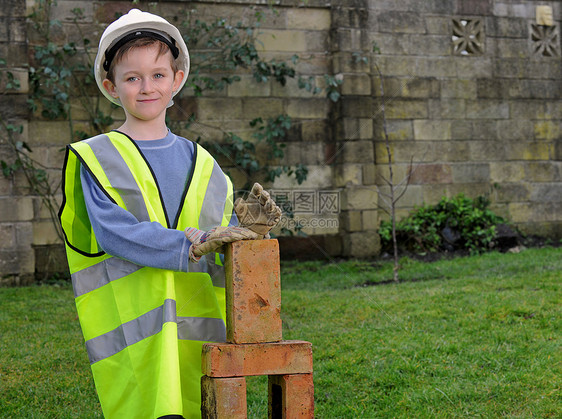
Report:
234,183,282,236
185,226,258,262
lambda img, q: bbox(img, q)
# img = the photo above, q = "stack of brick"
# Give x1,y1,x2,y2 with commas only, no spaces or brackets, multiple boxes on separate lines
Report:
201,239,314,418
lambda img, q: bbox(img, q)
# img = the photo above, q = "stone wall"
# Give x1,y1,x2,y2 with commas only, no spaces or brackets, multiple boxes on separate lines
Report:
0,0,561,282
368,0,562,241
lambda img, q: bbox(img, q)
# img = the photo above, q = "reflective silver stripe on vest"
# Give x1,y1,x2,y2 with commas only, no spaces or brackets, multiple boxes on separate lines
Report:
177,316,226,342
86,299,226,364
72,257,142,298
196,160,229,287
198,161,230,231
85,135,151,223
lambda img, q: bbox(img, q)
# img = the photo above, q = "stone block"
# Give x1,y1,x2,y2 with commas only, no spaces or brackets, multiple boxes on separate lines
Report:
490,162,525,183
369,33,409,56
525,162,561,182
375,164,410,185
339,140,374,164
0,223,15,249
374,77,440,99
441,79,477,99
456,0,492,15
332,27,367,51
0,247,34,275
332,6,368,28
443,141,471,162
491,38,528,58
384,100,428,119
32,220,61,245
284,142,325,166
301,120,330,143
224,240,282,344
50,0,94,22
0,0,25,16
341,186,377,210
380,120,413,141
269,374,314,419
334,164,363,187
507,202,532,223
202,340,313,377
491,59,528,80
0,67,28,94
228,76,271,97
493,183,530,203
425,16,450,35
469,141,507,161
407,34,451,56
341,210,362,232
339,118,373,140
338,96,373,118
377,11,427,34
242,98,284,119
362,209,379,230
363,164,377,185
506,142,550,161
466,100,509,119
472,120,498,140
456,57,493,78
413,120,451,141
197,98,243,121
429,98,465,119
201,376,247,419
0,197,33,222
452,163,490,183
342,231,380,258
410,164,453,184
28,121,72,146
341,74,372,96
287,8,330,30
528,62,561,80
287,99,330,119
257,29,327,52
534,121,561,141
15,221,32,248
271,77,318,99
451,120,472,140
529,184,562,203
486,16,528,38
497,120,534,141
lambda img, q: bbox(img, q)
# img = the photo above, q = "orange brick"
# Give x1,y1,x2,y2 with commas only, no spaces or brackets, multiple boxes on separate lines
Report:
202,340,313,378
269,374,315,418
225,239,282,344
201,376,247,419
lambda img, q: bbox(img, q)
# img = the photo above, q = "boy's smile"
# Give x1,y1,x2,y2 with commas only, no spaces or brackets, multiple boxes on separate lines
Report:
102,44,184,132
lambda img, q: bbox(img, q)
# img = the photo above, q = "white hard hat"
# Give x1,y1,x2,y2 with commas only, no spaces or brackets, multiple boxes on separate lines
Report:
94,9,190,106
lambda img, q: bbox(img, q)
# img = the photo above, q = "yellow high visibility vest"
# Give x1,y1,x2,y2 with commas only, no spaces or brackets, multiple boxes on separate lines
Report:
59,131,234,419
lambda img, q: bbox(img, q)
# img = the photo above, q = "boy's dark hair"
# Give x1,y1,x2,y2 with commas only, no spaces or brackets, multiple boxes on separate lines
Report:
106,37,180,83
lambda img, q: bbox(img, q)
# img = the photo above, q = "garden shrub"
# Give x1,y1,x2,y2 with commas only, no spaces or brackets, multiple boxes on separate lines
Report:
379,194,506,254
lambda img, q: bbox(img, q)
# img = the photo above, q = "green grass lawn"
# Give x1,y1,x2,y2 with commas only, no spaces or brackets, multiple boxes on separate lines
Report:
1,247,561,418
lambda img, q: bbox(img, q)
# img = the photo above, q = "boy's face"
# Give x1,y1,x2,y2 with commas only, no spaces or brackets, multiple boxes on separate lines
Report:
102,44,184,124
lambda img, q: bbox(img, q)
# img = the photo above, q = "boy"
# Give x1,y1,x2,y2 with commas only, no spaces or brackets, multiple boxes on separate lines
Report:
59,9,281,419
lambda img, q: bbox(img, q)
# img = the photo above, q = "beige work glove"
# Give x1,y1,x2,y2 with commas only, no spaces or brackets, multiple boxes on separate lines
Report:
185,226,259,263
234,183,282,236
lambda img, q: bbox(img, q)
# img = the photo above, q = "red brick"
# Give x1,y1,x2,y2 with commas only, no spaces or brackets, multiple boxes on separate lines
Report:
224,239,282,344
269,374,315,418
202,340,313,378
201,376,247,419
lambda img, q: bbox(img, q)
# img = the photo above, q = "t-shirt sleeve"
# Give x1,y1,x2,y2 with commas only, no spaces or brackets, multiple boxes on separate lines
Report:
80,165,192,272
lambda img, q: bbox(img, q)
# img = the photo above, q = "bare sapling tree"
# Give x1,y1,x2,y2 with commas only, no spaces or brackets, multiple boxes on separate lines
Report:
371,45,415,282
